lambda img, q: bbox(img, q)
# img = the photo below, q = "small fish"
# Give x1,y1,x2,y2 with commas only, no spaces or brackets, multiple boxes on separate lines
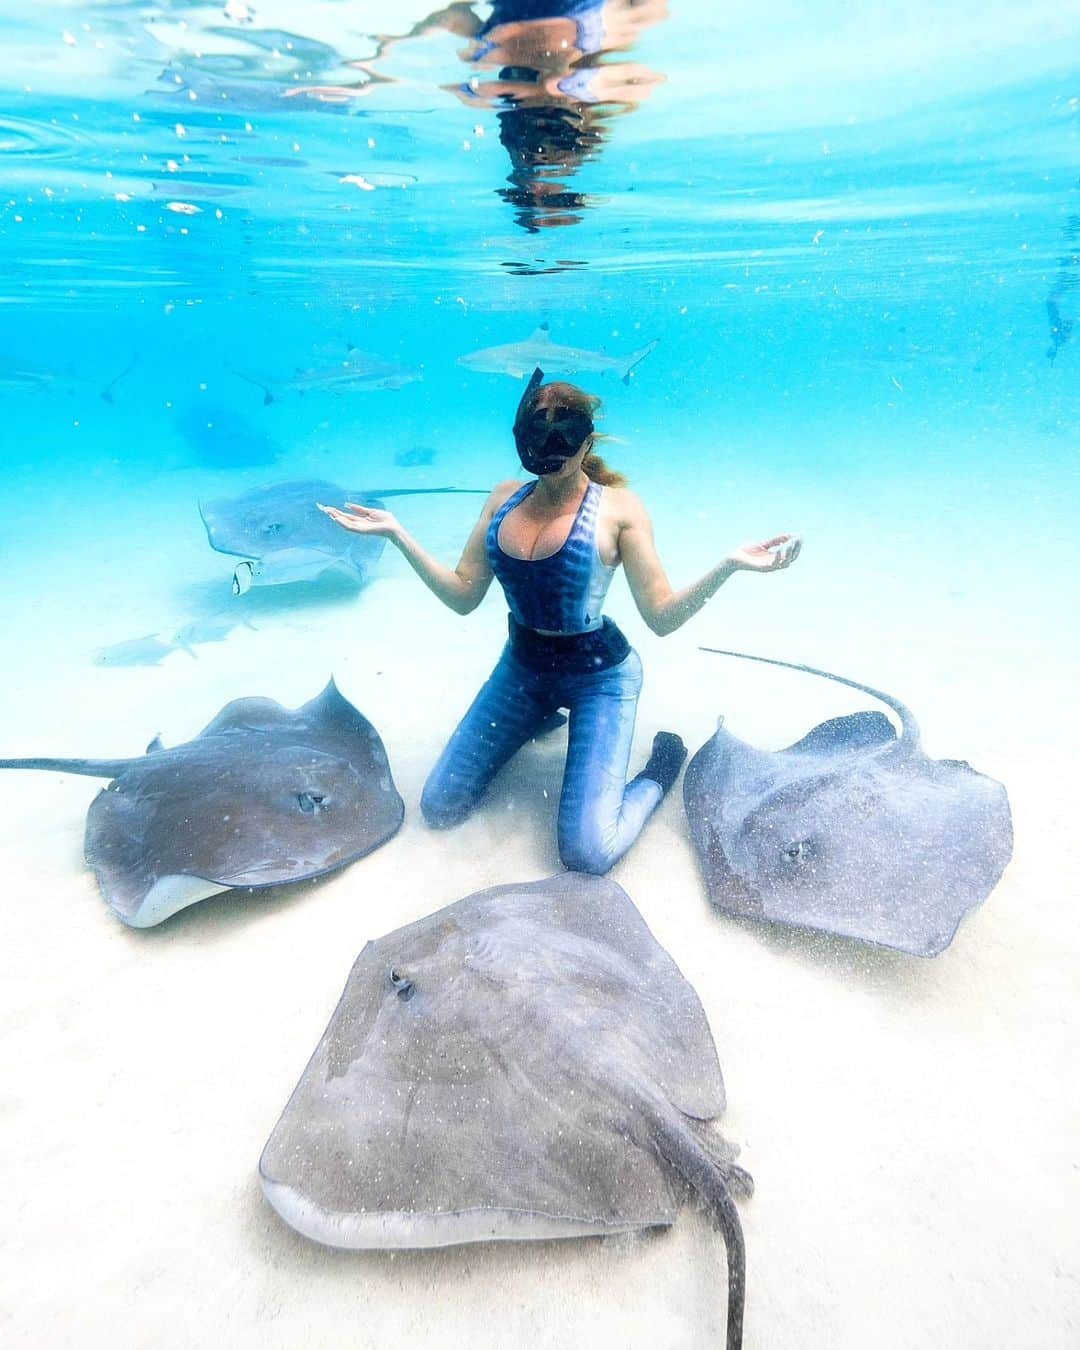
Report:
93,634,192,668
231,346,422,405
457,324,658,384
231,549,343,594
172,612,256,649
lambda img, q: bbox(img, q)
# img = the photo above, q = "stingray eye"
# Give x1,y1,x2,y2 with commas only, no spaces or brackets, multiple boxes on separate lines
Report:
783,840,810,863
265,521,284,535
297,792,327,813
389,968,415,1001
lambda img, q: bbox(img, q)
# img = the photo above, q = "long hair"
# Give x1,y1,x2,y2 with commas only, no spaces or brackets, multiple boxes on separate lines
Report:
533,380,628,487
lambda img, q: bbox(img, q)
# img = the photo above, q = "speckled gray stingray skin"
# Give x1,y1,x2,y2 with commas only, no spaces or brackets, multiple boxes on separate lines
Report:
0,681,403,928
687,650,1014,957
260,874,752,1350
199,479,481,590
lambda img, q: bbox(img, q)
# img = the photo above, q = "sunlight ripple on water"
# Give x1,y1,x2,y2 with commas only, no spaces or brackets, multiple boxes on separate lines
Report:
0,114,89,158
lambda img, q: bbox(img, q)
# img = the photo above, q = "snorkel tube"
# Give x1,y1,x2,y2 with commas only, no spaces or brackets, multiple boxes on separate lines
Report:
513,366,594,476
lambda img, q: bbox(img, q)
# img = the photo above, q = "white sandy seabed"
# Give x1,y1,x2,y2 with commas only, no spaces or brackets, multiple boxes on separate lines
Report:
0,433,1077,1349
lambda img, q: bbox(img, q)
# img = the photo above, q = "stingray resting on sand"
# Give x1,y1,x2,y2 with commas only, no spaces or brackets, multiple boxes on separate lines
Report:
260,873,751,1350
0,681,403,928
685,649,1014,957
199,478,484,593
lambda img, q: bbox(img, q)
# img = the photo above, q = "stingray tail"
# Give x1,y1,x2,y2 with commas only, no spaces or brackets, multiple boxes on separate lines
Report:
653,1113,748,1350
698,647,920,747
359,487,489,498
0,756,140,778
99,351,139,403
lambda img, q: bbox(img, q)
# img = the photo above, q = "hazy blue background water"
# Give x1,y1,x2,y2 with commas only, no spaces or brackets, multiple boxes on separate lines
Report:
0,0,1077,700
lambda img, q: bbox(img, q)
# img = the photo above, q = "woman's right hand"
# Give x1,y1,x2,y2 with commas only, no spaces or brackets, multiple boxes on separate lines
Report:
318,501,402,539
726,534,802,573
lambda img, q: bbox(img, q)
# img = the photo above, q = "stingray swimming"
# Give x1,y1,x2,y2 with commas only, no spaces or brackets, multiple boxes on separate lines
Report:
685,650,1013,957
0,681,403,927
260,873,751,1349
175,401,280,468
199,479,484,592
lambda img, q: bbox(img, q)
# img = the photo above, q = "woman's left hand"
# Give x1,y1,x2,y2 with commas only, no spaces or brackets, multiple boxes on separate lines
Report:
727,534,802,573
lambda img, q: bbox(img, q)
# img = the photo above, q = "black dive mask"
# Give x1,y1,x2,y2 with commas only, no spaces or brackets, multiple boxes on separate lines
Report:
513,367,593,476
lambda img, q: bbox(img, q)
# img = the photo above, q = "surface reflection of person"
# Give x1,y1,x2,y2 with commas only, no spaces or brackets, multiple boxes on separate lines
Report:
452,0,668,230
320,370,801,875
312,1,668,231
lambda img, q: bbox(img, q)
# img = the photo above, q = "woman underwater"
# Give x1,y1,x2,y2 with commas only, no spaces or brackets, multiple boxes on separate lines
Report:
320,368,801,874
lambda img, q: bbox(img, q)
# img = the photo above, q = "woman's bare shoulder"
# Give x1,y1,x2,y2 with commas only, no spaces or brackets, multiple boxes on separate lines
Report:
603,484,651,525
488,478,526,510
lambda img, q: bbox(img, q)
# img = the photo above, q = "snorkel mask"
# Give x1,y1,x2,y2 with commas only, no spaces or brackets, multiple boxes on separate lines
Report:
513,367,594,476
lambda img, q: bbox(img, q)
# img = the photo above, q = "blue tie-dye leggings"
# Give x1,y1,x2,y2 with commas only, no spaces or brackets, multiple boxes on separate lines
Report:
421,642,663,874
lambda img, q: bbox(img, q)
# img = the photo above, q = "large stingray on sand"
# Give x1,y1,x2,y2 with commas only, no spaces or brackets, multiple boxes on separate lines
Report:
199,479,483,593
0,681,403,928
260,874,751,1349
685,650,1014,957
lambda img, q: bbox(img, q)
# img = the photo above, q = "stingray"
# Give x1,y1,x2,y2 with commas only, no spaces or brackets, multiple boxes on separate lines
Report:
0,681,403,928
685,649,1014,957
260,873,751,1349
198,478,483,592
176,401,280,468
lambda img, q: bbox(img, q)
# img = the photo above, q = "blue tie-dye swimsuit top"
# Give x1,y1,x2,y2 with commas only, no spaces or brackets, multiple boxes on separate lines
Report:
486,481,616,635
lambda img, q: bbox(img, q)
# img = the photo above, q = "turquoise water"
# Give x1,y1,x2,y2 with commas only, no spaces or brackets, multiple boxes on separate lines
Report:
2,3,1077,643
1,3,1078,1347
1,2,1076,750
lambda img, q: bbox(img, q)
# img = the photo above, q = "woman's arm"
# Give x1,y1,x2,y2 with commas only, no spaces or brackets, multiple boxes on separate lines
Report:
318,483,518,616
617,492,801,637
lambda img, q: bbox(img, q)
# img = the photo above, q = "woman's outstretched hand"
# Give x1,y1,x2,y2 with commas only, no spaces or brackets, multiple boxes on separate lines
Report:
727,534,802,573
317,501,401,539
